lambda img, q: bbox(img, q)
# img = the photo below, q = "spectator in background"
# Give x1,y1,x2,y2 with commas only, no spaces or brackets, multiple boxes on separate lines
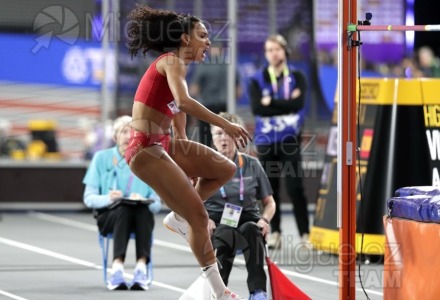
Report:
0,119,26,159
389,57,422,78
417,46,440,78
189,43,242,146
82,115,161,291
82,118,114,160
248,34,310,249
205,112,275,300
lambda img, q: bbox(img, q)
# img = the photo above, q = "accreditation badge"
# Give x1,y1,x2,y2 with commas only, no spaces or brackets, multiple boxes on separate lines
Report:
220,203,242,228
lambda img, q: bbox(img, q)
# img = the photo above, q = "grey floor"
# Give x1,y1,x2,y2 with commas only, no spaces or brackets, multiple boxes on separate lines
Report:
0,211,384,300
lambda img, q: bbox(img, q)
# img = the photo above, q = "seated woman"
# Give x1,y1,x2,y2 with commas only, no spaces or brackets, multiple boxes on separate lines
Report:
82,115,161,291
206,112,276,300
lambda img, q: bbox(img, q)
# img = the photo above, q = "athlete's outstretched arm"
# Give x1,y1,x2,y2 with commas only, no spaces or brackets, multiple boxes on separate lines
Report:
164,56,251,147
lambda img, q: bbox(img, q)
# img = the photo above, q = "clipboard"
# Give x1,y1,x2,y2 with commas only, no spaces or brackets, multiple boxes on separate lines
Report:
107,198,155,210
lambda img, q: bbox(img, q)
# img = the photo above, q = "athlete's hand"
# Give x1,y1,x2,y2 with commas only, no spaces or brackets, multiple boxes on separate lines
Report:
223,122,252,149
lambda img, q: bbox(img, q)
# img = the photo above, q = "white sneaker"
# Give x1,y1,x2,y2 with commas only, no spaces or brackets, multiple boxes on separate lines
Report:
107,269,128,290
163,211,190,243
130,269,150,290
212,289,244,300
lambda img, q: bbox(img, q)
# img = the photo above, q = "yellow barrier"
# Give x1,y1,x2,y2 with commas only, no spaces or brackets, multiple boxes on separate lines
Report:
310,78,440,255
27,119,60,160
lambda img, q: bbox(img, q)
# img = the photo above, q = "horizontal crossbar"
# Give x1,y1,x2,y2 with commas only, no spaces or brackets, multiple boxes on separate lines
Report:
348,24,440,32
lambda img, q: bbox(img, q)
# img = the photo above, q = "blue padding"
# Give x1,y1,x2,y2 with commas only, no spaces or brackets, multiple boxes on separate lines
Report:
427,197,440,223
388,192,440,223
394,186,440,197
388,196,429,222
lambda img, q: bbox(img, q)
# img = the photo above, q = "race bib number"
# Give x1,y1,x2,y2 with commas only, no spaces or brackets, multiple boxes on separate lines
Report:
167,100,181,115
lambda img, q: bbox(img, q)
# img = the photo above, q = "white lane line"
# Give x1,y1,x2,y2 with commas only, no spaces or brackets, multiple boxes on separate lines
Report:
153,239,192,252
29,212,97,231
0,237,99,268
32,212,194,254
0,236,185,294
30,213,383,297
0,290,29,300
31,212,193,253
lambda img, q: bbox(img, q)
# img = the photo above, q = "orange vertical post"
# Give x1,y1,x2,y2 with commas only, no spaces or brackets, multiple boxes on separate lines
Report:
338,0,357,299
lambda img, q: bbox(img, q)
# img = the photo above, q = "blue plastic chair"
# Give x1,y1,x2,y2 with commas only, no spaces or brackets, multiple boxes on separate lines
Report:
98,232,153,285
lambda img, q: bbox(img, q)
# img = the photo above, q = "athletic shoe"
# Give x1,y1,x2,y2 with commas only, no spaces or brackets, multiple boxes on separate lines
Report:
213,289,245,299
249,290,268,300
130,269,150,290
163,211,190,243
107,270,128,290
267,231,281,249
300,234,313,250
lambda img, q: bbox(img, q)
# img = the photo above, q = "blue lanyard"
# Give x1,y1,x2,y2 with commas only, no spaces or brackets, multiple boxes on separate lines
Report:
220,153,244,201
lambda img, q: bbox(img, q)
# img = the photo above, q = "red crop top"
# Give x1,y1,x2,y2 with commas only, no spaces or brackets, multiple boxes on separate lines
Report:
134,53,177,118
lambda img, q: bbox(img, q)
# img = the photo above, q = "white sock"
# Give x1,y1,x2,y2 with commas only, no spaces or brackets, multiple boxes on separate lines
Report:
111,262,124,274
135,262,147,274
202,263,227,298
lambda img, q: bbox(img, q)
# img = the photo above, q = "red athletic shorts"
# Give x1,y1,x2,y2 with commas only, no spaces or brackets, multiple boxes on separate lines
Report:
125,130,171,164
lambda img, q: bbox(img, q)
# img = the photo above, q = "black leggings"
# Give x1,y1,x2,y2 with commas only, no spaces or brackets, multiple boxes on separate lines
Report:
97,204,154,262
212,221,266,293
256,136,310,236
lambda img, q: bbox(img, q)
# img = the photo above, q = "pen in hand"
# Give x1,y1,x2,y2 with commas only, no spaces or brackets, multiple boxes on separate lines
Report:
108,189,123,201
